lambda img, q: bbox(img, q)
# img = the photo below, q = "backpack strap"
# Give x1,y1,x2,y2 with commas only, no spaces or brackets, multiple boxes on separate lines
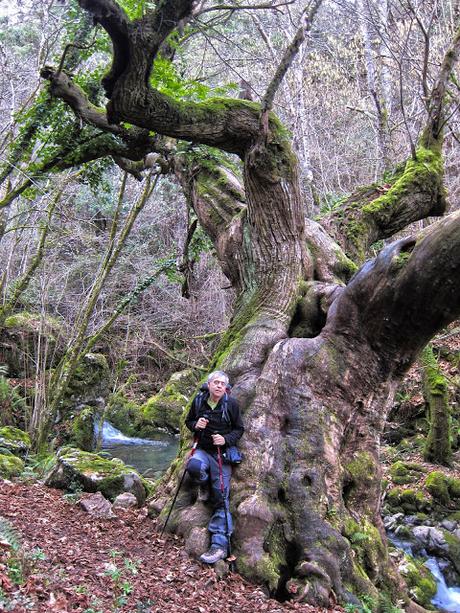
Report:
222,392,231,425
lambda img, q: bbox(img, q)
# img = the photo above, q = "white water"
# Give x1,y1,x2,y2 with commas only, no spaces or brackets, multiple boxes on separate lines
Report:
94,421,169,446
388,531,460,612
424,558,460,612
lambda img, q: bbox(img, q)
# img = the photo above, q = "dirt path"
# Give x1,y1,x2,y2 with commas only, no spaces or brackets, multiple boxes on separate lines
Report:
0,480,343,612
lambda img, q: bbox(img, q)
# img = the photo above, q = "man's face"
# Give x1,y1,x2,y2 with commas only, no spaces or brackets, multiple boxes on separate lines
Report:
208,376,227,401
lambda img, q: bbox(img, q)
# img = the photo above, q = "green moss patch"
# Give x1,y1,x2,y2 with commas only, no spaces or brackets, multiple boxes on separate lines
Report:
71,407,95,451
400,554,437,608
0,453,24,478
0,426,31,456
385,487,431,514
390,461,425,485
45,447,147,505
106,393,144,437
141,369,199,433
426,471,450,506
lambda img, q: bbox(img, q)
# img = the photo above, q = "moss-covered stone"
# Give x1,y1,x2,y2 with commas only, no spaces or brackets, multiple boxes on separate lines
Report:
63,353,111,409
390,461,425,485
0,453,24,478
105,393,144,437
0,311,64,377
426,471,450,506
45,447,147,505
399,554,437,608
70,407,95,451
141,369,200,433
385,487,431,514
448,476,460,499
0,426,31,456
442,530,460,574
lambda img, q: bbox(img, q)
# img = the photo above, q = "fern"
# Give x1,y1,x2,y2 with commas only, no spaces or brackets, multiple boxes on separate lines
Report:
0,516,21,552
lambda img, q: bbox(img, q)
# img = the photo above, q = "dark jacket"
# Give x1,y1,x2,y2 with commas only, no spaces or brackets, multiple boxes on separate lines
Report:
185,392,244,453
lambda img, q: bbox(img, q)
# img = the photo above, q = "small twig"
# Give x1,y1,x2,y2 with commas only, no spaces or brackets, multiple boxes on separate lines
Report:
260,0,323,132
56,39,98,76
196,1,295,16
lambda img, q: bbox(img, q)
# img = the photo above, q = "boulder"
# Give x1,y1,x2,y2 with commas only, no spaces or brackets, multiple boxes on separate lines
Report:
141,369,200,434
412,526,448,553
106,393,144,437
0,426,31,456
0,453,24,478
113,492,138,510
64,353,111,410
45,447,147,506
412,525,460,577
79,492,115,518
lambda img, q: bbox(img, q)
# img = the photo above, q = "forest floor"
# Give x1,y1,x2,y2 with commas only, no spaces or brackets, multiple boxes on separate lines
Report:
0,480,344,613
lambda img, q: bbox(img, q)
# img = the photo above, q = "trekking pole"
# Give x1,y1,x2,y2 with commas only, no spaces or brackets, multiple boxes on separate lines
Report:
161,438,198,536
217,447,236,569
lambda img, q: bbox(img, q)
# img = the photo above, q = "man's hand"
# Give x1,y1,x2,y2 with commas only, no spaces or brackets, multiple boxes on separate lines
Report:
196,417,209,430
212,434,225,446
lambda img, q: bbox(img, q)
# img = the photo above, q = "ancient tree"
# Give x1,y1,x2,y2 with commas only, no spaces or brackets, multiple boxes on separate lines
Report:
39,0,460,609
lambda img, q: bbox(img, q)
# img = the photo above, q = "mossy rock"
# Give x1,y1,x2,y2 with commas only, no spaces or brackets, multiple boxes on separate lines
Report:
70,407,95,451
0,453,24,478
399,554,437,608
390,461,425,485
442,530,460,575
44,447,147,506
106,393,144,437
426,471,450,506
1,311,64,376
448,476,460,500
0,426,31,456
141,369,200,433
63,353,111,410
385,487,431,514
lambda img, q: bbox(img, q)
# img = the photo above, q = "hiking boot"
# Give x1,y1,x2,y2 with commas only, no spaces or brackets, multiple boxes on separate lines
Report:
197,484,209,502
199,545,226,564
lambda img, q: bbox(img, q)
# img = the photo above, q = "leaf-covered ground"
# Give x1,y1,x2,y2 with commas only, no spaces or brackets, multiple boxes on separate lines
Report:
0,481,344,613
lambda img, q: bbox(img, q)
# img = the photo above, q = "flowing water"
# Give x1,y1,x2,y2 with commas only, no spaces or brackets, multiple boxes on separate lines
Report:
388,531,460,612
94,421,179,477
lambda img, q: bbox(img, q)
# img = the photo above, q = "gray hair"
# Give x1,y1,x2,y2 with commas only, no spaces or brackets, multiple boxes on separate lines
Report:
207,370,229,385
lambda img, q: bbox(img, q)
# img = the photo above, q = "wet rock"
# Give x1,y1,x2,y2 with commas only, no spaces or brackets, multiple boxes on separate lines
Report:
383,513,404,530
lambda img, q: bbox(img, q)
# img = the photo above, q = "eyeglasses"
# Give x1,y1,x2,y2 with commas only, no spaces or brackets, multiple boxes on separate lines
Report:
210,380,226,387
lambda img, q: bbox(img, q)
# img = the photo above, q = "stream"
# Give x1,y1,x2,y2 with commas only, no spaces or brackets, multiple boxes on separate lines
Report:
94,421,179,478
388,532,460,612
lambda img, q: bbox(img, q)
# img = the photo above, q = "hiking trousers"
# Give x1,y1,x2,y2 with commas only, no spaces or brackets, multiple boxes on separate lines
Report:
186,448,233,550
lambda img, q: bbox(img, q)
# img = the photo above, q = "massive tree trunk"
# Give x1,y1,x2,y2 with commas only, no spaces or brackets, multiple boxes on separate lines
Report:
41,1,460,609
